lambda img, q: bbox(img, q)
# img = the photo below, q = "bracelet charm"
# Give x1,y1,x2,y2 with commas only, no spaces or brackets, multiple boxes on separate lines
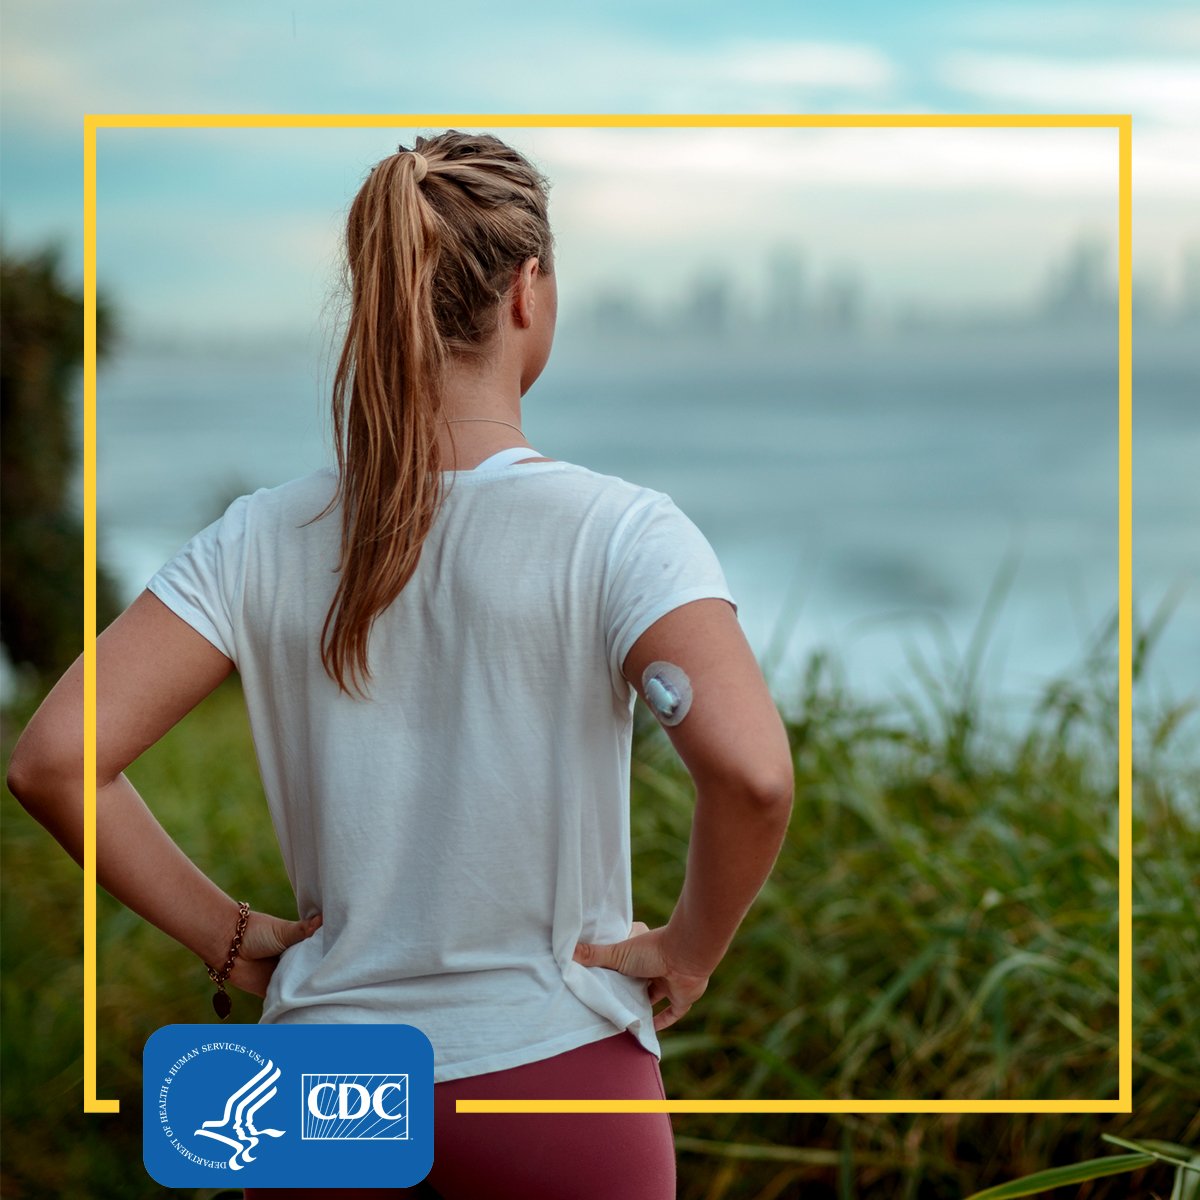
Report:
206,901,250,1021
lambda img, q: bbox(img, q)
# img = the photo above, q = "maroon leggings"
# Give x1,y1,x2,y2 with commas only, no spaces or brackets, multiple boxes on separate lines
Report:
244,1030,676,1199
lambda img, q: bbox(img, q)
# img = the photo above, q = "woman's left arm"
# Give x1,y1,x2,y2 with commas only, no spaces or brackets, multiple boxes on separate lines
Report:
5,589,320,998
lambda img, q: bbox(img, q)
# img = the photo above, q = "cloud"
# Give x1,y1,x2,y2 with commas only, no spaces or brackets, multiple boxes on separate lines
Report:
941,5,1200,54
939,52,1200,125
530,125,1126,196
0,0,903,139
708,39,896,90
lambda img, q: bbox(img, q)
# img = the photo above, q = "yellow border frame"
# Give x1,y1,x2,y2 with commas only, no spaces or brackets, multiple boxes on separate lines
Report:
82,111,1132,1117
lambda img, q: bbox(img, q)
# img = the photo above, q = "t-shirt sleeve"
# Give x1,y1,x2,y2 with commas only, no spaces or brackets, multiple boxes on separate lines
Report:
143,492,252,663
603,491,738,698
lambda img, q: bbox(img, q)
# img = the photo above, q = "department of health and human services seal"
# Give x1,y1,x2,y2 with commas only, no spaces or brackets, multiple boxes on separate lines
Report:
155,1039,284,1173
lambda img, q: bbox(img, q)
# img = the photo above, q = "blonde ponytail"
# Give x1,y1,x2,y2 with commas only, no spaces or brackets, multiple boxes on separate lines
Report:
309,132,554,699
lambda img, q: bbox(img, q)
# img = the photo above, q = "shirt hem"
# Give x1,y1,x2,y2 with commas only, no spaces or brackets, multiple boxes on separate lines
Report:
433,1020,629,1083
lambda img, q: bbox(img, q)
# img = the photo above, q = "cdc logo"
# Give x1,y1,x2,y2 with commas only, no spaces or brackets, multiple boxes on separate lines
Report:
302,1074,409,1140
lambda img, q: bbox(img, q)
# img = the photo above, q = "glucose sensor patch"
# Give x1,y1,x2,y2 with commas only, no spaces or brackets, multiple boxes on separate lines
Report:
641,660,694,727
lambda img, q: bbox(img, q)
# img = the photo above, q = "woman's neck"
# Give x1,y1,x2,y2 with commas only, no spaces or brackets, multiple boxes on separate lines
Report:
436,344,533,470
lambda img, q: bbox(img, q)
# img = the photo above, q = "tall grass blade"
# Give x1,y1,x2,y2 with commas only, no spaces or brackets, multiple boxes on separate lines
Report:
1171,1153,1200,1200
1133,578,1191,684
1101,1133,1200,1171
761,550,810,689
961,1153,1155,1199
958,542,1022,710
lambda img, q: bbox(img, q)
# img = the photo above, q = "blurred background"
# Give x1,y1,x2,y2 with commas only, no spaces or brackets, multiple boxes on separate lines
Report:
0,3,1196,722
2,2,1197,1198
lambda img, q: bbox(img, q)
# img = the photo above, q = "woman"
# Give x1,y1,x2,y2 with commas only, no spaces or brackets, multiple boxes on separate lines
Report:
8,131,794,1199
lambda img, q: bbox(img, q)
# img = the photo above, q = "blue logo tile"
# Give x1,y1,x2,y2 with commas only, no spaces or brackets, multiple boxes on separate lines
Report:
143,1024,433,1189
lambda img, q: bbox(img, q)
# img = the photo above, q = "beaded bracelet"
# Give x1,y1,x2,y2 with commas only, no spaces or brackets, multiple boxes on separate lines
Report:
206,901,250,1020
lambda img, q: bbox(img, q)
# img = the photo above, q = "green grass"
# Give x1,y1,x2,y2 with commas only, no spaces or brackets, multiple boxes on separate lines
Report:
1,593,1196,1199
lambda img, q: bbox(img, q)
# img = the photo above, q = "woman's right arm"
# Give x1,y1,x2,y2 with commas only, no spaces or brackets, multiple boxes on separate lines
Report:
6,590,321,1000
573,596,794,1029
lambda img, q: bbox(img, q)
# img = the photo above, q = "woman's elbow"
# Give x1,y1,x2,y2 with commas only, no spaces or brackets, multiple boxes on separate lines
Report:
695,759,795,814
750,766,794,815
5,732,80,816
7,731,38,805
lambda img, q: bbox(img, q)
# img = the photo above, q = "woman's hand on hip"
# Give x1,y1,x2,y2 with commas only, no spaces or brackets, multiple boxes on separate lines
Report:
572,921,709,1032
227,911,323,999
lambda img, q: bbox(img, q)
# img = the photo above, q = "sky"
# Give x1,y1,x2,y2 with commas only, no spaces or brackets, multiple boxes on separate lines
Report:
1,1,1198,339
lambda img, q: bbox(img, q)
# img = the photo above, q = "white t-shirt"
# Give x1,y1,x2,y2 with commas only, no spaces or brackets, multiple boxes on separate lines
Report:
145,451,737,1082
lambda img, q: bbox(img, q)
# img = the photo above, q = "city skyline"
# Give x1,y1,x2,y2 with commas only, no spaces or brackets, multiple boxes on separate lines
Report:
102,230,1190,351
578,232,1200,343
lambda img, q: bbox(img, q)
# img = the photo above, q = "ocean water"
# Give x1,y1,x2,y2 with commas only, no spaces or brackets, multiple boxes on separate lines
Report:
85,323,1198,734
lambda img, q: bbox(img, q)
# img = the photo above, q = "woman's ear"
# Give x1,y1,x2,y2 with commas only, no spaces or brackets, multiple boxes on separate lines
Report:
512,256,539,329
